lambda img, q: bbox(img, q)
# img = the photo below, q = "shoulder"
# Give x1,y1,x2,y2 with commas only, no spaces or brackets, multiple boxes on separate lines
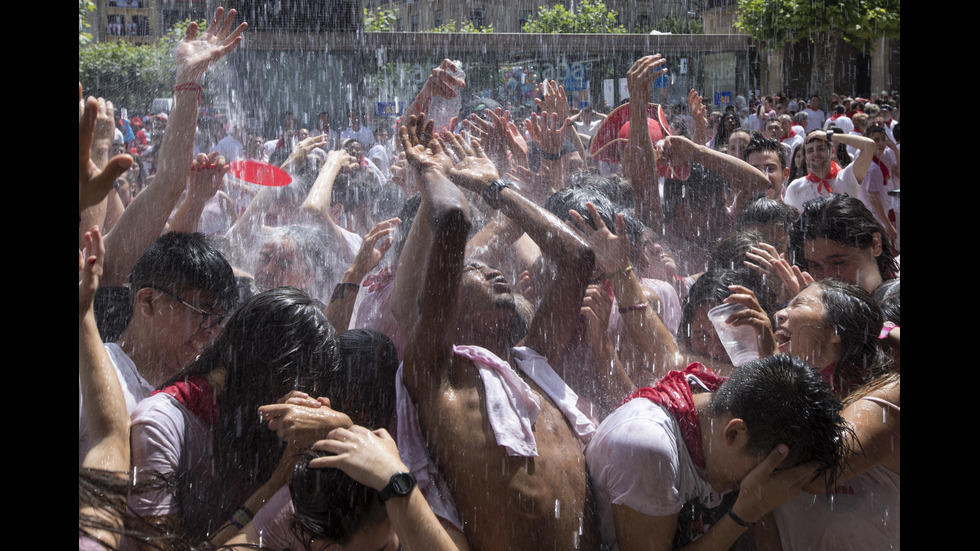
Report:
588,400,680,470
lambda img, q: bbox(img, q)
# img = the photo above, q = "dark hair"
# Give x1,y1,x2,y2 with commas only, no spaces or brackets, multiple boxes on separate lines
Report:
289,452,386,549
707,354,852,491
864,124,888,138
713,112,741,151
326,329,399,429
789,194,898,280
742,136,787,171
789,144,808,181
169,287,337,485
873,278,900,325
545,184,618,233
736,197,799,231
128,232,238,314
662,163,730,237
813,279,893,386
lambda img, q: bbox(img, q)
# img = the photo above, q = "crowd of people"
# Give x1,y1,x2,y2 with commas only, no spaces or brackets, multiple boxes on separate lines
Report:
79,7,900,551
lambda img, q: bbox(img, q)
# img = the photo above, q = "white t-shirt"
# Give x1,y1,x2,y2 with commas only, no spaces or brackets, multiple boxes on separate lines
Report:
783,163,861,212
586,398,732,550
79,343,153,465
803,108,826,133
215,134,245,162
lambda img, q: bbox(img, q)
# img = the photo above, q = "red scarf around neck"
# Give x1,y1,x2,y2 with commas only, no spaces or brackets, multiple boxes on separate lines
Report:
152,375,219,424
805,161,841,195
621,363,727,469
872,156,891,183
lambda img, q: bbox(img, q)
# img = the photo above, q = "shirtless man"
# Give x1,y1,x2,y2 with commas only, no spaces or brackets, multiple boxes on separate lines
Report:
392,115,600,550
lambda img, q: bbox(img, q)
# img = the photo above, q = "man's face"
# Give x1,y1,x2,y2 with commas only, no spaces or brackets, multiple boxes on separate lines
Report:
747,150,788,191
765,121,782,140
804,136,831,175
459,260,516,315
319,113,331,129
809,97,820,111
727,132,750,159
283,113,295,130
149,286,225,373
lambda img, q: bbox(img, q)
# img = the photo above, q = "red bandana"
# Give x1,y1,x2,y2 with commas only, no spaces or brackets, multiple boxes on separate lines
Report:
152,376,219,425
363,266,396,293
621,363,727,469
805,161,841,195
872,156,891,183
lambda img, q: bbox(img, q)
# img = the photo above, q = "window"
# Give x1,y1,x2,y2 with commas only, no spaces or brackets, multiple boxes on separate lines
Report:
396,18,403,31
470,9,484,29
519,10,531,31
411,14,418,32
435,9,443,28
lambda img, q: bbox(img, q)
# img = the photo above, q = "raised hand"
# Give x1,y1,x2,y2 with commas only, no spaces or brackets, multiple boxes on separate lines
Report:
348,218,401,283
627,55,667,104
79,226,105,318
744,243,813,303
441,132,500,193
399,114,454,174
526,111,569,157
567,203,630,276
535,80,570,125
79,84,132,213
174,6,247,85
188,151,229,202
732,446,818,524
688,89,708,144
412,59,465,115
310,426,410,492
581,283,613,349
462,108,509,168
723,284,777,357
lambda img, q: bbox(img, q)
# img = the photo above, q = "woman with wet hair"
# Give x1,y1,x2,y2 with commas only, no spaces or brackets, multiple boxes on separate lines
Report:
787,193,898,294
708,111,740,151
127,287,349,548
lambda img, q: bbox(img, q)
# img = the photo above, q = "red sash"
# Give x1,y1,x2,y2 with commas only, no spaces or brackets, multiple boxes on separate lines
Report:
152,376,219,424
621,363,727,469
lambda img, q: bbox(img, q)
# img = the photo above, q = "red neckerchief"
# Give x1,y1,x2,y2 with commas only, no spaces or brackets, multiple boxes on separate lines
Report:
780,129,797,141
872,156,891,183
363,266,396,293
152,376,219,425
805,161,841,195
830,113,843,121
621,363,727,469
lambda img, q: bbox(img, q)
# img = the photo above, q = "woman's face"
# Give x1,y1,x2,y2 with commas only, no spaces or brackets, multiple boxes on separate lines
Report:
254,237,311,292
803,235,883,293
689,304,729,364
773,285,839,367
793,147,806,169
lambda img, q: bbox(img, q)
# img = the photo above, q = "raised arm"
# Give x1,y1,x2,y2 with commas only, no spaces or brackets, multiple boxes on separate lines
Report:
392,115,472,369
625,56,667,230
79,227,130,550
402,60,466,137
300,148,361,247
659,135,770,213
831,130,876,183
325,217,400,332
441,132,595,364
102,7,246,285
79,86,132,238
167,152,229,233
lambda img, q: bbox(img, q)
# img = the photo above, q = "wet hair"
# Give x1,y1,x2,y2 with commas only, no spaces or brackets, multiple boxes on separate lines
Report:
267,224,341,302
127,231,238,313
864,125,888,139
788,194,898,280
324,329,399,429
706,354,852,491
736,197,799,232
742,136,787,171
873,278,900,325
812,279,894,387
289,452,386,549
545,184,618,233
662,163,730,238
713,112,741,151
169,287,337,486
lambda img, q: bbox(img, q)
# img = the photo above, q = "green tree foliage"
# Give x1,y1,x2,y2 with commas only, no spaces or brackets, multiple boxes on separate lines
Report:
79,0,95,45
641,14,704,34
522,0,626,34
79,19,204,112
427,19,494,33
363,7,397,32
735,0,900,100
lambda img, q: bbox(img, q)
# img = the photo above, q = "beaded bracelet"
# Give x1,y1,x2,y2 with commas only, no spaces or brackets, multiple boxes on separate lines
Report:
228,506,254,530
877,321,897,339
606,265,633,279
331,282,360,302
174,82,203,103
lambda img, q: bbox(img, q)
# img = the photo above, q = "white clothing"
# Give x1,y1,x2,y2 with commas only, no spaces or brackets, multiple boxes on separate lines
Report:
79,343,153,465
340,126,376,149
215,134,244,162
773,397,900,550
824,114,854,134
804,108,826,133
783,163,861,212
857,162,896,231
367,142,392,179
586,397,732,550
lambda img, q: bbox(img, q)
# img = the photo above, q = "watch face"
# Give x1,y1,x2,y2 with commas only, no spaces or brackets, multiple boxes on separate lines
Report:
391,472,415,495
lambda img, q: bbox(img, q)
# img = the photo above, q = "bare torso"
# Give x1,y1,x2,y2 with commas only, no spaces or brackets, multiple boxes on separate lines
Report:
409,354,600,551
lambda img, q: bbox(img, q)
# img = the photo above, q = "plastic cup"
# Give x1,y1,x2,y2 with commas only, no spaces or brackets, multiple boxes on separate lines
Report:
707,303,761,367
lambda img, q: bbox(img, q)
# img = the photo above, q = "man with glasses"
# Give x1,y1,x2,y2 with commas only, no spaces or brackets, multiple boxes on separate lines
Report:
80,232,238,464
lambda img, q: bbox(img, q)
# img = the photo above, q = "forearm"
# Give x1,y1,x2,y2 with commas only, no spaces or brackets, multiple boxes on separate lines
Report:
168,189,213,234
325,268,364,333
833,134,875,181
386,489,467,551
609,270,683,380
588,329,638,412
689,144,770,203
627,103,663,229
79,309,130,471
464,210,524,268
102,88,199,285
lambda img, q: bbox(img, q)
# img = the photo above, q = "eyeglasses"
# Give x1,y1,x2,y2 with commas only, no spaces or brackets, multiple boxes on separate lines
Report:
147,286,227,330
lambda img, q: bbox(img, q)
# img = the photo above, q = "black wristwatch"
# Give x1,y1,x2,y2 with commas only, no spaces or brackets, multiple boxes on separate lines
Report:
378,472,417,504
481,178,512,210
